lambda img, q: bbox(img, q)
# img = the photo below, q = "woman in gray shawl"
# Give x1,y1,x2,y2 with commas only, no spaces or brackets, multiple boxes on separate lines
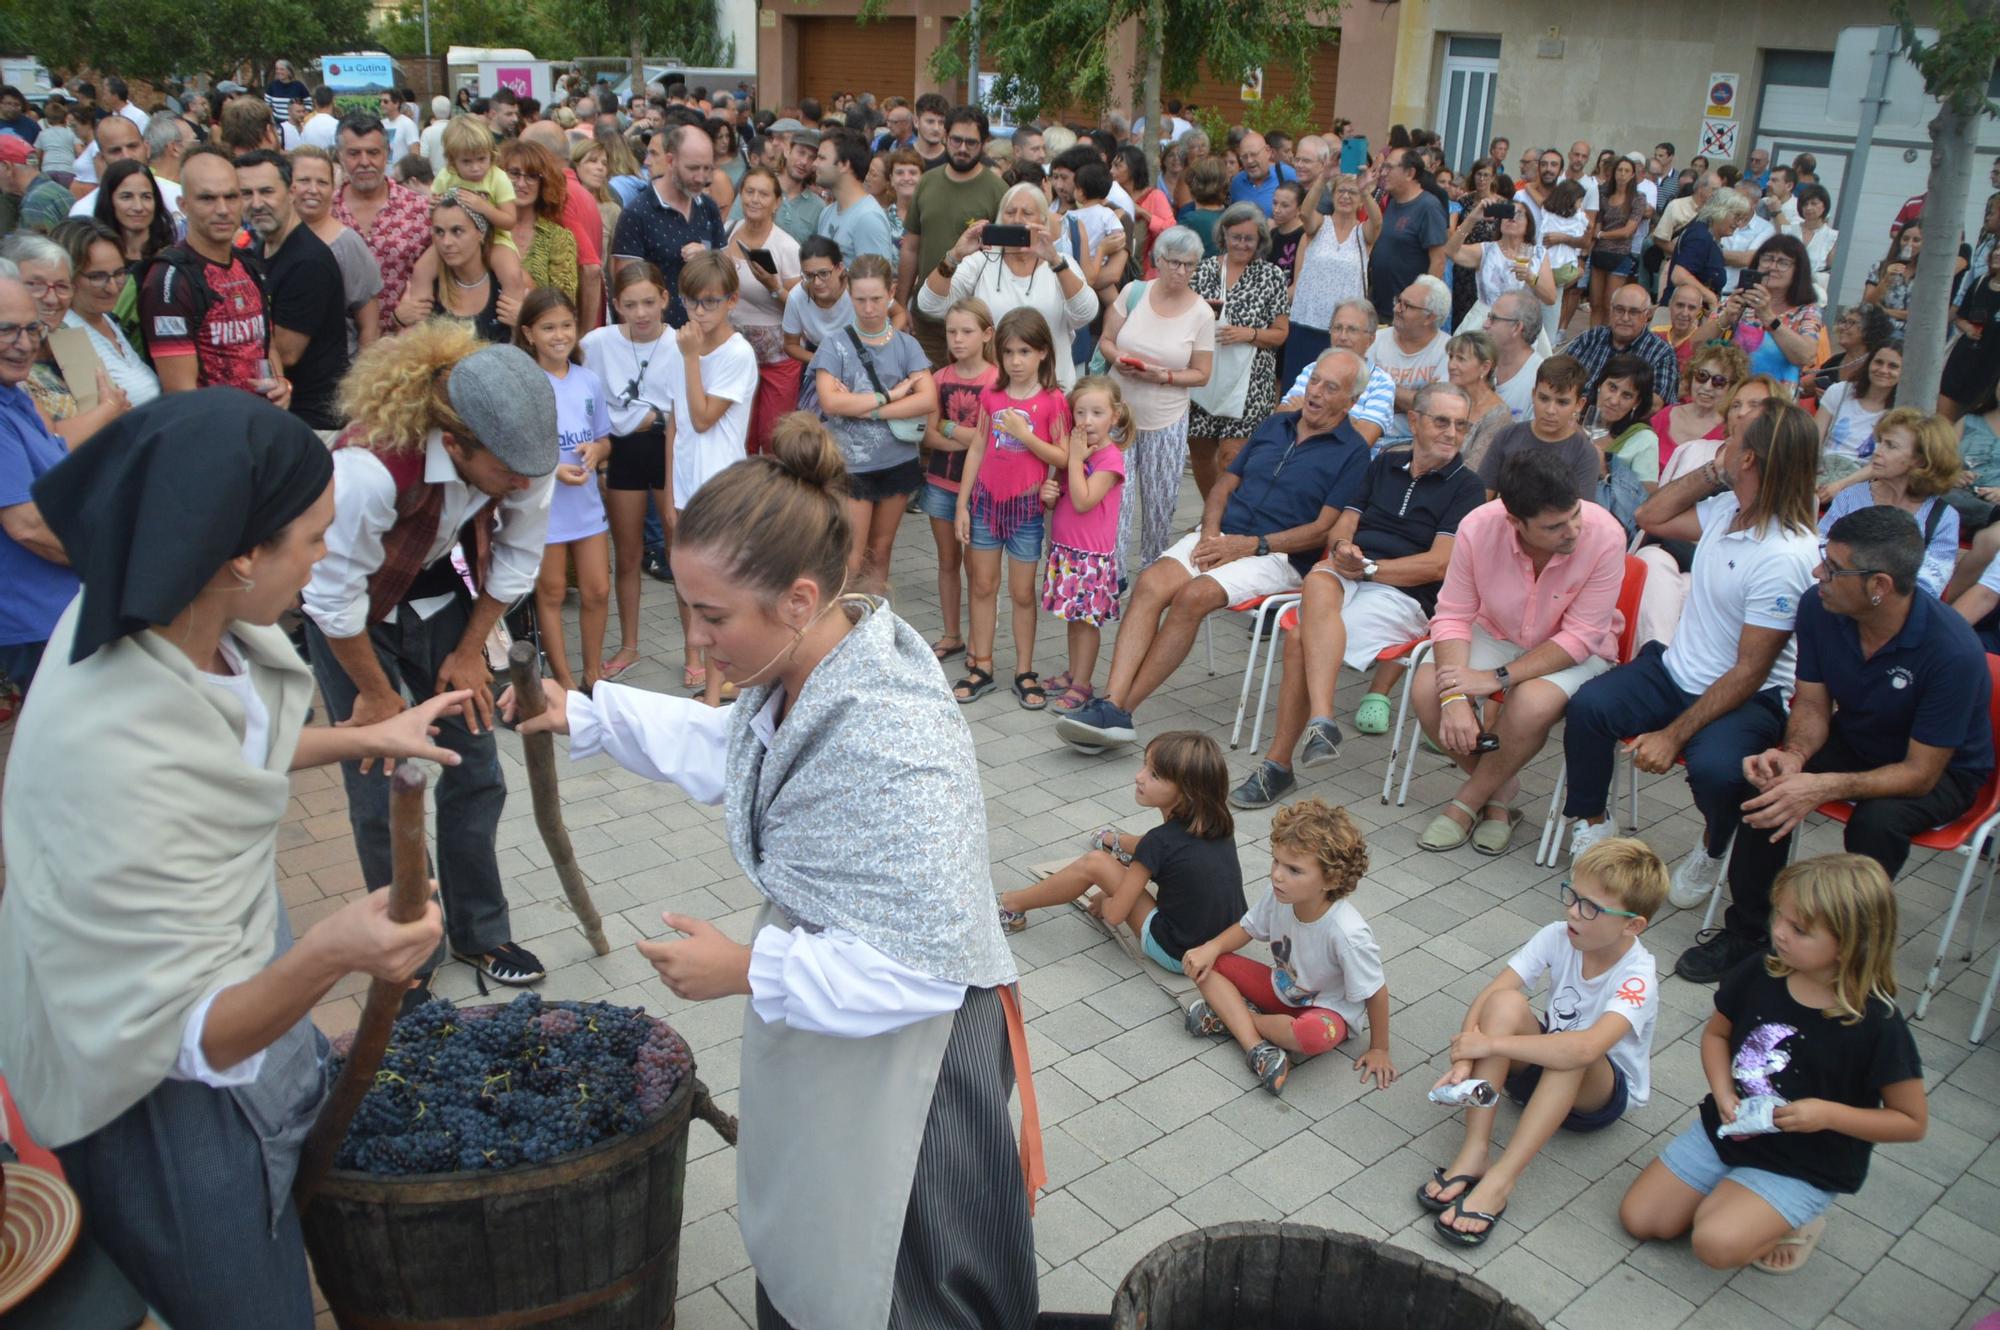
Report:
0,391,460,1328
505,412,1042,1330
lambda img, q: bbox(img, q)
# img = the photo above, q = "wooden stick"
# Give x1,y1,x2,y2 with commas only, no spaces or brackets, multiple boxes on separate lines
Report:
507,640,610,956
295,765,433,1206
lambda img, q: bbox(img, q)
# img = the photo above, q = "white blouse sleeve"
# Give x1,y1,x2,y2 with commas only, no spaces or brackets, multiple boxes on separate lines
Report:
565,682,732,805
170,987,266,1088
1057,258,1101,331
747,925,967,1037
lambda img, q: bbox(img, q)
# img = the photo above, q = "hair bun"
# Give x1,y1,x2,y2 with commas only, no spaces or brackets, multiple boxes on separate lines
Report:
767,412,850,495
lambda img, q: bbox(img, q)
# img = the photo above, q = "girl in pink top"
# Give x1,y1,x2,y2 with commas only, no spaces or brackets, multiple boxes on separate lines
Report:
1040,376,1133,712
920,298,999,664
954,308,1071,710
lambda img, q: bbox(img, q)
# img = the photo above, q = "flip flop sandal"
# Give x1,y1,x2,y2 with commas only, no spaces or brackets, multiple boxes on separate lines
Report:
1751,1217,1826,1275
1052,683,1096,714
1013,671,1048,711
602,652,639,680
932,637,967,662
1353,691,1392,735
1416,1168,1484,1214
1472,806,1525,856
953,664,997,703
1432,1198,1506,1248
1419,799,1480,852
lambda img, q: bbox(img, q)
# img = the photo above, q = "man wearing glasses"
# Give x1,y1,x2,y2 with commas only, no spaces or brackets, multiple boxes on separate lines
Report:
1368,149,1447,325
1275,299,1394,448
1562,287,1679,409
1487,291,1546,421
1233,381,1486,808
1725,508,1989,966
0,273,78,690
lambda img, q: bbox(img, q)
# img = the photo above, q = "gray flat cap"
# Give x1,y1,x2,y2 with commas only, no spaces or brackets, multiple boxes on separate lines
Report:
447,344,557,477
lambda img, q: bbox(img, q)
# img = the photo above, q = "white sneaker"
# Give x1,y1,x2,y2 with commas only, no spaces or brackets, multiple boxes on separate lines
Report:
1670,847,1729,909
1566,818,1616,861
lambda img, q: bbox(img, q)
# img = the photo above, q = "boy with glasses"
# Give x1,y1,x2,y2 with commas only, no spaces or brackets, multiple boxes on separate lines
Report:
1420,837,1668,1248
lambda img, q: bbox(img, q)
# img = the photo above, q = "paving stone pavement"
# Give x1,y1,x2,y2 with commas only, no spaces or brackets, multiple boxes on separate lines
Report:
270,477,2000,1330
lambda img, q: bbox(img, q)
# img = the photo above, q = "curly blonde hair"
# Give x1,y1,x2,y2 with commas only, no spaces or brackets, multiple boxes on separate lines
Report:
1269,799,1369,901
336,319,484,453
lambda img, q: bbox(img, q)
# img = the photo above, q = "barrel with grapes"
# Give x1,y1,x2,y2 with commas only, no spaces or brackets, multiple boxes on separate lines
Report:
301,995,733,1329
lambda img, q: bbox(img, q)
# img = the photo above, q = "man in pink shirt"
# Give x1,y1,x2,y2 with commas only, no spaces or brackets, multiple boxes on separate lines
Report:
1411,449,1626,855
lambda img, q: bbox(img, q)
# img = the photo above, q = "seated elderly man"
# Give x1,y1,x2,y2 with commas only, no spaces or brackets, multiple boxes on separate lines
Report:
1058,349,1372,751
1274,297,1394,449
1372,275,1452,446
1232,380,1487,808
1561,284,1680,409
1410,449,1626,855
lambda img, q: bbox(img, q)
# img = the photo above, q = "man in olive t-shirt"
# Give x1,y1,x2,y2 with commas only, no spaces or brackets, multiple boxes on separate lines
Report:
897,106,1006,365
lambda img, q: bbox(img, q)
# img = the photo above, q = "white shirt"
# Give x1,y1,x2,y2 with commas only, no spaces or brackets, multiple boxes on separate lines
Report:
1507,921,1658,1106
669,333,757,509
1723,212,1775,255
175,634,272,1089
301,112,340,151
1566,173,1600,216
565,683,965,1037
1664,492,1820,695
1495,352,1544,421
1370,326,1449,442
62,309,160,408
1240,892,1384,1032
386,113,421,159
1817,381,1887,459
303,430,556,640
281,121,303,151
70,173,185,224
582,325,680,435
1630,179,1659,256
1056,202,1123,266
421,119,451,174
1107,180,1137,219
118,103,149,134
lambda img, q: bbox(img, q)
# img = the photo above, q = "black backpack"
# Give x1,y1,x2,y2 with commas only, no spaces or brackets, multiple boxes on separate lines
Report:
136,243,272,363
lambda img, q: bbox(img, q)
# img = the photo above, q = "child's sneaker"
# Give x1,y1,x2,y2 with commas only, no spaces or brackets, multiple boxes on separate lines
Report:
1248,1041,1289,1095
997,906,1028,933
1184,999,1228,1037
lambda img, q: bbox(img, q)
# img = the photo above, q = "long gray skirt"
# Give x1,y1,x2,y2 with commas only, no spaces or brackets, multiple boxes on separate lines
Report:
756,984,1039,1329
54,1078,314,1330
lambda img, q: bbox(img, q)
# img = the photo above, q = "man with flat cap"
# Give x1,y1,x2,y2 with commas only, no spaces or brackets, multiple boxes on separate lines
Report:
304,321,559,993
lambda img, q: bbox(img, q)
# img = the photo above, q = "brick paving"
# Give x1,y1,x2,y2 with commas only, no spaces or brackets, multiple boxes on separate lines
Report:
257,478,2000,1330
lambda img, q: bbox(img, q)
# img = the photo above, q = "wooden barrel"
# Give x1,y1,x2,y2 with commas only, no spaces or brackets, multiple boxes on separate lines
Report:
301,1070,705,1329
1109,1221,1543,1330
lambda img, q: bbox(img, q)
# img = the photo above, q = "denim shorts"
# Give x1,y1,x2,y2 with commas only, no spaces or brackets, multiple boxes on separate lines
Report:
967,503,1045,563
917,480,958,522
1659,1119,1835,1231
1505,1056,1629,1133
1140,911,1184,975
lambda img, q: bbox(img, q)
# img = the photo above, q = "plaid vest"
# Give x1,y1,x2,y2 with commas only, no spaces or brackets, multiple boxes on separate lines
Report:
331,427,493,622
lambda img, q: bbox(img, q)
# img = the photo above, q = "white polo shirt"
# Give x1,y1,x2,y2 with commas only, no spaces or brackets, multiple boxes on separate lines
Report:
1663,493,1819,696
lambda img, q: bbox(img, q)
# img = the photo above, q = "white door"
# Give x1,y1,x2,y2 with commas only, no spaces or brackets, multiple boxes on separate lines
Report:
1437,36,1500,175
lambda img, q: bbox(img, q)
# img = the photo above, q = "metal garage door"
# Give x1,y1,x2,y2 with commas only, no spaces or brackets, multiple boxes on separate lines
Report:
796,15,918,108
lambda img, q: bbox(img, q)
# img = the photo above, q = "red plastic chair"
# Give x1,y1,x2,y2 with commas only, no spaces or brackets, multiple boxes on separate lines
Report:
1536,556,1649,864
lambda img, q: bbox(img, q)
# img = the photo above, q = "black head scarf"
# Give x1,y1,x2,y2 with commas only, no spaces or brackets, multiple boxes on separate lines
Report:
32,389,334,662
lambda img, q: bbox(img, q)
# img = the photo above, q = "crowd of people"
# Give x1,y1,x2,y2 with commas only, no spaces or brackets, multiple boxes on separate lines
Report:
0,68,1981,1326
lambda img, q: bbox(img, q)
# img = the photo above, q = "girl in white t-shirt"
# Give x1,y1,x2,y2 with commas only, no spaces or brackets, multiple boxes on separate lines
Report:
1421,837,1668,1248
1181,800,1396,1098
518,289,611,691
1815,342,1901,486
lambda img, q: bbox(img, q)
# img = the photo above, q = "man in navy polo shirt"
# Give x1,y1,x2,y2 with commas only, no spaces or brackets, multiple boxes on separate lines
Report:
1057,349,1371,751
1234,380,1487,807
610,123,725,327
0,275,79,690
1722,505,1992,949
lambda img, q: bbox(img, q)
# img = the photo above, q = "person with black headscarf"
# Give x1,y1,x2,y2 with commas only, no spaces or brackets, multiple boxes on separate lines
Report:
0,389,460,1330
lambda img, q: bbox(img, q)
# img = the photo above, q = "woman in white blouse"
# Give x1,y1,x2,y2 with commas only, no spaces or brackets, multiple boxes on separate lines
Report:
54,218,160,408
917,182,1099,387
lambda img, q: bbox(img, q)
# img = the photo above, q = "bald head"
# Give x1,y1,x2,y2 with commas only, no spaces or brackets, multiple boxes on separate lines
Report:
96,114,146,168
521,120,568,156
1238,131,1272,182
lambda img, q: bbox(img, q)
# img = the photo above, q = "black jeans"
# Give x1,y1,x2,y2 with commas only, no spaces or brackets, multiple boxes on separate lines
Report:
305,595,513,958
1722,729,1987,942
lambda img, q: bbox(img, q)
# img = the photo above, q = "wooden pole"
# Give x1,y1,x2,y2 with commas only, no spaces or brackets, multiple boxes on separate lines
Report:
507,641,611,956
295,765,434,1206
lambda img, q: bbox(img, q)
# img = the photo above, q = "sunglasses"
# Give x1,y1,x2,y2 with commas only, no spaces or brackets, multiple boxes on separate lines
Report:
1691,369,1733,387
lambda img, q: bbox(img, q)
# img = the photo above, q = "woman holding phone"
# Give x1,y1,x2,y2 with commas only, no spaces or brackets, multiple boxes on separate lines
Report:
726,165,803,452
1444,193,1555,347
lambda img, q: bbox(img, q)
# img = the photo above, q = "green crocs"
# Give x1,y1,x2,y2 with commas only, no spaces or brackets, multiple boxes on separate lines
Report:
1353,692,1392,735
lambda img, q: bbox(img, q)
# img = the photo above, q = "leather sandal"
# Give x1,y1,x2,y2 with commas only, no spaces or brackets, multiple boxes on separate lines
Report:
1419,799,1480,851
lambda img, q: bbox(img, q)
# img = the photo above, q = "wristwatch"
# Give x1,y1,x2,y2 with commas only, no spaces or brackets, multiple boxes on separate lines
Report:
1256,535,1271,557
1361,559,1379,581
1494,664,1512,688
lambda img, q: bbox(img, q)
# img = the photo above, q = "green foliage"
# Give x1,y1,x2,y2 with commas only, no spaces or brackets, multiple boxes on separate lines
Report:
867,0,1340,124
369,0,730,66
1195,90,1318,145
15,0,373,79
1892,0,2000,118
372,0,568,57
